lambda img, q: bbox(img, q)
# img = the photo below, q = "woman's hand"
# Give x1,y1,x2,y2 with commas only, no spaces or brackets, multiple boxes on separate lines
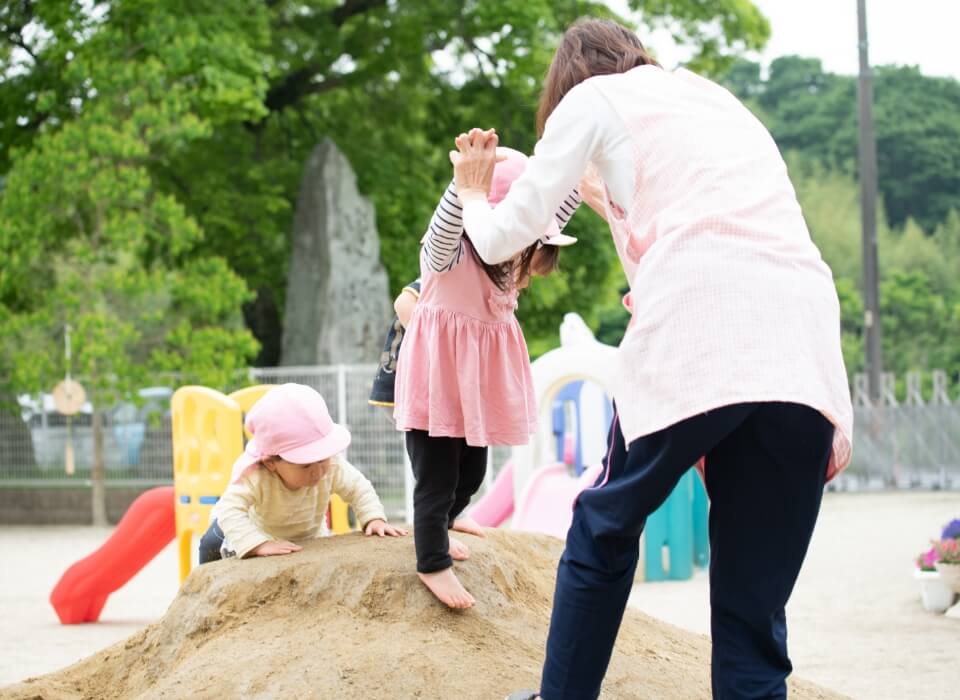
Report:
579,163,608,222
449,127,499,198
251,539,302,557
364,519,408,537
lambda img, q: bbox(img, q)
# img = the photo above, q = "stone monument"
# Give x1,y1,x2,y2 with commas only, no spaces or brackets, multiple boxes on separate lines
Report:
282,139,393,366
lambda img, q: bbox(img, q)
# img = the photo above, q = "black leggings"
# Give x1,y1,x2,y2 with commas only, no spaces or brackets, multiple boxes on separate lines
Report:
405,430,488,573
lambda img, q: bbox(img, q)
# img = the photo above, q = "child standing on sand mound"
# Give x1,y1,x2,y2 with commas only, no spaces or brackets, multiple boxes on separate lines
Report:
393,145,579,609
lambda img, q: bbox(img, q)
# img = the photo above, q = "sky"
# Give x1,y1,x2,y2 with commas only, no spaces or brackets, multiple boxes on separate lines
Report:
612,0,959,80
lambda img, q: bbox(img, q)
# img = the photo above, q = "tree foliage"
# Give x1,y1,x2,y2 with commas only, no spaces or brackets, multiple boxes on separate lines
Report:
0,0,264,405
788,155,960,392
720,56,960,233
0,0,773,390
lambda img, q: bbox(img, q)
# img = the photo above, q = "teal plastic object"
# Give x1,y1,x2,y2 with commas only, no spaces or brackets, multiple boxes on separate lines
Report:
692,471,710,568
643,469,710,581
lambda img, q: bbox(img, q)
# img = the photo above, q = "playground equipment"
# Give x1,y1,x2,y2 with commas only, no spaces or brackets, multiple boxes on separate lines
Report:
470,460,515,527
642,470,710,581
509,313,618,507
550,380,612,476
468,312,709,581
229,384,275,433
50,383,359,623
511,464,603,539
49,486,175,624
171,386,247,583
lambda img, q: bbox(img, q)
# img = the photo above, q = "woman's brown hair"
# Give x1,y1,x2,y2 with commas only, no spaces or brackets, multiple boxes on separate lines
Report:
537,18,660,136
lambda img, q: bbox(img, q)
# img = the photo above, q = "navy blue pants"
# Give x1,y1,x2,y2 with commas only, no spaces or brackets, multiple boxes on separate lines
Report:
198,520,226,564
540,402,833,700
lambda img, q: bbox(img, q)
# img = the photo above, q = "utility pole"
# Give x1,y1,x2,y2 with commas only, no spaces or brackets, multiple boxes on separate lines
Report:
857,0,883,404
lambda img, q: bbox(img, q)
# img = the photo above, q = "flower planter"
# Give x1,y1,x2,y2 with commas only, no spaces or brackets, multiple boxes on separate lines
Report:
934,562,960,592
915,569,957,613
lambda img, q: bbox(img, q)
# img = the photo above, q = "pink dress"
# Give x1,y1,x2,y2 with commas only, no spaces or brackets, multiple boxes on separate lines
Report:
393,243,538,446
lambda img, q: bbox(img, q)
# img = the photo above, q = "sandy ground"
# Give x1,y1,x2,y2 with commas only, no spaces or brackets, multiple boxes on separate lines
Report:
0,492,956,698
0,530,840,700
0,526,180,685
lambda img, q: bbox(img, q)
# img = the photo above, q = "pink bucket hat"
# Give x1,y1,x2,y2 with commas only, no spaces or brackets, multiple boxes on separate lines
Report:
487,147,577,248
229,383,351,483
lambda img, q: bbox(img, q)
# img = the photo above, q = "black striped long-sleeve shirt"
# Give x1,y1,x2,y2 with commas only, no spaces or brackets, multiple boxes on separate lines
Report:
422,181,582,273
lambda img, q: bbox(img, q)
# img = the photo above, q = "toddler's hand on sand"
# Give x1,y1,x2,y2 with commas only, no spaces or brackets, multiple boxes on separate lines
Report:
251,540,302,557
363,519,408,537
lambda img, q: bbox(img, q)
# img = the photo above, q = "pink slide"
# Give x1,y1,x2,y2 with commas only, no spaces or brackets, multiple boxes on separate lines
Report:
50,486,176,624
469,461,515,527
512,463,603,540
468,460,604,539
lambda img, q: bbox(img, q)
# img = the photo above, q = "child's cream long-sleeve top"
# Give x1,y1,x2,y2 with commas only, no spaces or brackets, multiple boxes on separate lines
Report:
211,456,387,558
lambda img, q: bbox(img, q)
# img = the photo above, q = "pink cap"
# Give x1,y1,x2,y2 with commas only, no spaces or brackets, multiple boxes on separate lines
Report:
229,383,351,483
488,147,578,248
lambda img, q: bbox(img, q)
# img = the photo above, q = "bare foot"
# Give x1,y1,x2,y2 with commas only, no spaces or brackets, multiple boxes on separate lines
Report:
418,568,475,609
449,536,470,561
451,516,486,538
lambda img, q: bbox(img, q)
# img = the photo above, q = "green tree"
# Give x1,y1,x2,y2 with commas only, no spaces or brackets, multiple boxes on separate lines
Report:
1,0,772,376
629,0,770,75
835,277,864,376
880,271,950,375
783,153,960,390
720,58,960,233
0,0,263,518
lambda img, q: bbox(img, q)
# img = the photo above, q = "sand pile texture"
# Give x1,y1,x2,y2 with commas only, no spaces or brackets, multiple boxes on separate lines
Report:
2,530,846,700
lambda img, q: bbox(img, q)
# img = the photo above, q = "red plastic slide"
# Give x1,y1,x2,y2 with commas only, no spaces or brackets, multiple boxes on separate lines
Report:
50,486,176,624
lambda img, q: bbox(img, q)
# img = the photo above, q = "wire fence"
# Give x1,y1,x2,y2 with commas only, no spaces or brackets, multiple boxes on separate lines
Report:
838,403,960,489
2,367,959,519
0,387,176,484
835,369,960,489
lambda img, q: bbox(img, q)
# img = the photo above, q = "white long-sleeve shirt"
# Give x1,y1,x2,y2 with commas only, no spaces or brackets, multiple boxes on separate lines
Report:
212,456,387,558
459,80,634,265
422,181,583,272
459,66,853,478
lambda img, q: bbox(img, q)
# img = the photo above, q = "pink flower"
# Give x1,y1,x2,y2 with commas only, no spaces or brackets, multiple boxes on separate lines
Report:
934,537,960,564
917,546,939,571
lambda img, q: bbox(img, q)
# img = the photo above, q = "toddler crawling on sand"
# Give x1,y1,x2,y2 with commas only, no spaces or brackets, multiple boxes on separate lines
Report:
199,383,405,563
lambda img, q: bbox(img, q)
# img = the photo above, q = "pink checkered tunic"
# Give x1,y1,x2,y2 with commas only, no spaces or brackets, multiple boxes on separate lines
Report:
462,66,853,479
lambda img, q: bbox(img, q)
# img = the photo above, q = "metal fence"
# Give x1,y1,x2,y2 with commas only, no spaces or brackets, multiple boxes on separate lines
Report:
835,370,960,490
1,387,176,484
0,365,416,519
836,404,960,490
2,367,959,516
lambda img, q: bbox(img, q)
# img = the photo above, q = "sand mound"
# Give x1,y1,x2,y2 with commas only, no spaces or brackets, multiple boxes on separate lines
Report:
2,531,845,699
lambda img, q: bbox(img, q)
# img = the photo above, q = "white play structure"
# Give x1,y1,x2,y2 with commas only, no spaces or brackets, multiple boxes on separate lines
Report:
468,311,709,581
469,312,618,538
